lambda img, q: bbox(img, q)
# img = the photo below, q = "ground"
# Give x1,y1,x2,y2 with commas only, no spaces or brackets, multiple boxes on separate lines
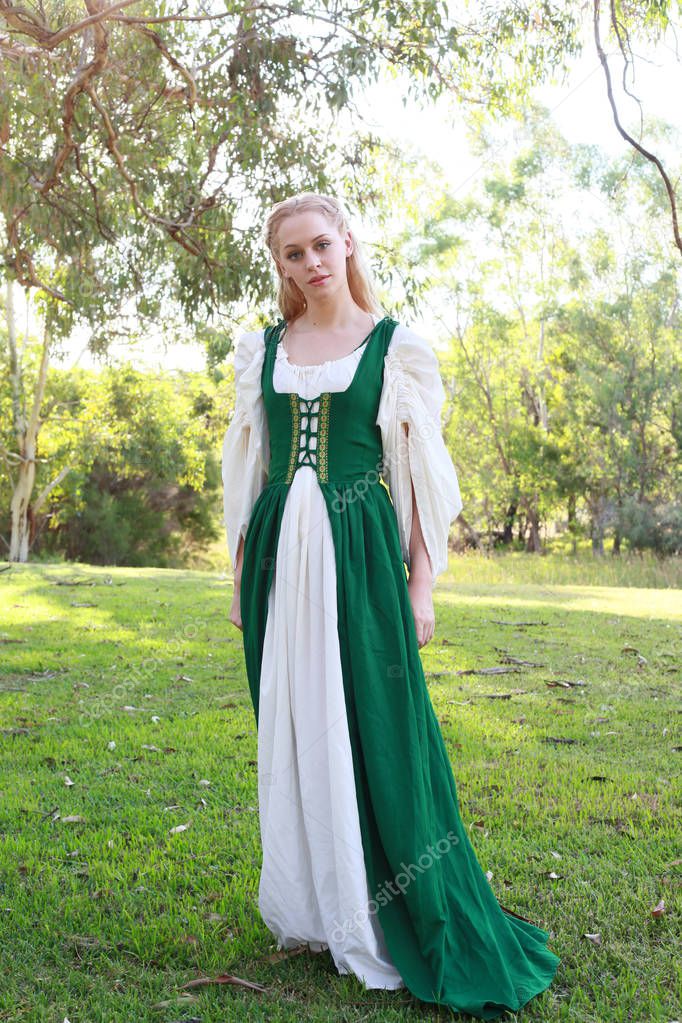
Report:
0,551,679,1022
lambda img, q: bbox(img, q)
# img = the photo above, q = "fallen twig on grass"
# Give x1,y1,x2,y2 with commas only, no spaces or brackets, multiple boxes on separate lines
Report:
494,649,546,667
483,690,528,699
456,666,523,676
489,619,549,627
180,972,268,992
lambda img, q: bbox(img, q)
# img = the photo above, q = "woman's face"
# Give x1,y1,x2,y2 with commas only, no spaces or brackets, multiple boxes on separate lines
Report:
275,210,352,304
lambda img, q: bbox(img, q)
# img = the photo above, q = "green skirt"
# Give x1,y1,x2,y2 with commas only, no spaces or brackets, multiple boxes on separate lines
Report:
240,473,561,1020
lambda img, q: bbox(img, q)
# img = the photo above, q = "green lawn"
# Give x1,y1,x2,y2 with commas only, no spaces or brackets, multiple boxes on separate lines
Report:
1,555,680,1022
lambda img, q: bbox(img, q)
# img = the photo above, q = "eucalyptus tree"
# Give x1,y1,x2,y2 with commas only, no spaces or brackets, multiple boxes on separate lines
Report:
1,0,679,562
401,110,579,552
0,0,583,561
400,104,681,553
550,240,681,555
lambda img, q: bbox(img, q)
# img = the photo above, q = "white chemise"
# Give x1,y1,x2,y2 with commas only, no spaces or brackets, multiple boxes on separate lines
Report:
221,313,462,987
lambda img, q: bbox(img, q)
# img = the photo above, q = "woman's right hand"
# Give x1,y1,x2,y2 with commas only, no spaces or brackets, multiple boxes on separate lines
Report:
229,580,243,631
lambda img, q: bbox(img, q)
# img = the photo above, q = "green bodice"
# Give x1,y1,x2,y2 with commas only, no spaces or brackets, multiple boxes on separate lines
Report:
261,317,399,487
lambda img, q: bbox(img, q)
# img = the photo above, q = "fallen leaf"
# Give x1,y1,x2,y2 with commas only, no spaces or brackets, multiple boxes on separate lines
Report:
583,932,601,945
151,994,199,1009
651,899,665,918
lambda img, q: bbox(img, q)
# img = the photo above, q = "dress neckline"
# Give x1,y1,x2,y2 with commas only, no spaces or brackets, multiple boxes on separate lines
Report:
277,314,382,371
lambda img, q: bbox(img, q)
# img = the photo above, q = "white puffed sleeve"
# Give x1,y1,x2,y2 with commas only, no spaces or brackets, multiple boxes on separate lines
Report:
221,329,269,569
376,324,462,585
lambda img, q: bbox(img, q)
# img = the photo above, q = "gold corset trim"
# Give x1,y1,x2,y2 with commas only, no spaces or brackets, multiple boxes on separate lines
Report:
286,391,331,484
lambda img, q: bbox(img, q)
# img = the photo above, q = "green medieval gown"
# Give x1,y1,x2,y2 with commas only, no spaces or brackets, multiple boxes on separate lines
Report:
221,313,561,1019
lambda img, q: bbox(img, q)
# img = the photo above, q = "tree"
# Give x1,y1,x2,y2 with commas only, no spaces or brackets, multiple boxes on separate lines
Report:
0,0,583,561
2,1,679,562
399,103,681,553
591,0,682,256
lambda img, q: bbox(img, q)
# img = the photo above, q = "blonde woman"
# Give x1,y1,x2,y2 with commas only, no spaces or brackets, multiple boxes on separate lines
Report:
221,192,560,1018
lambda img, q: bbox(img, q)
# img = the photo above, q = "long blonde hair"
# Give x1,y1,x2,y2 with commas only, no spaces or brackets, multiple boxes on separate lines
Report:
263,192,384,322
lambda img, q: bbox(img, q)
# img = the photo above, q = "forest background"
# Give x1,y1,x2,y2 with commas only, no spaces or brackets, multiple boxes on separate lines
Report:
1,0,680,572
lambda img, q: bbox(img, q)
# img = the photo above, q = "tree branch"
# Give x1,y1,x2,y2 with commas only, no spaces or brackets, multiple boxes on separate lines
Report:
593,0,682,255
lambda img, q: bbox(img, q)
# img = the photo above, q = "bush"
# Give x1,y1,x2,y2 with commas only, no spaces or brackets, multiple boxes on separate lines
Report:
617,497,682,556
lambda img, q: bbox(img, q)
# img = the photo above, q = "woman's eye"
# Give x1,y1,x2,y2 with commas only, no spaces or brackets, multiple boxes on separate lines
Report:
287,241,330,261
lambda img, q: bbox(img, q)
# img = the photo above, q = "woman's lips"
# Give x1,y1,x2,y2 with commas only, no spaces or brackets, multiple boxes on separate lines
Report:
309,275,331,285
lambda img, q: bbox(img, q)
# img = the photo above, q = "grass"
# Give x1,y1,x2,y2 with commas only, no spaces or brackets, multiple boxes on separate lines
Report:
0,555,680,1023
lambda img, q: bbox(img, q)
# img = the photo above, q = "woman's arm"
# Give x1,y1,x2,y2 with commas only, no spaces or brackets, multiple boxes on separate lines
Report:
229,533,245,631
405,426,433,583
403,422,435,647
234,533,245,586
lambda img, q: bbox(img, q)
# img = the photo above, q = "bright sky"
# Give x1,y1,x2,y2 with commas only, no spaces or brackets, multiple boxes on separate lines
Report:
50,16,681,373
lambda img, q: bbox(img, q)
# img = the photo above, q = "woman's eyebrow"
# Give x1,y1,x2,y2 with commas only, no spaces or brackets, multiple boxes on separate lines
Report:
283,234,330,252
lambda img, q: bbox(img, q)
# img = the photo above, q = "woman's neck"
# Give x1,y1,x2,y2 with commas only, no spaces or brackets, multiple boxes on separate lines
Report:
295,291,368,332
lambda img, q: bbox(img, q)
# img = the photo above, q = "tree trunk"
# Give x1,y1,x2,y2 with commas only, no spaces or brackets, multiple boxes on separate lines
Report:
6,278,51,563
501,500,518,545
567,493,577,555
525,504,542,553
589,492,607,556
455,513,483,550
612,492,623,555
9,461,36,561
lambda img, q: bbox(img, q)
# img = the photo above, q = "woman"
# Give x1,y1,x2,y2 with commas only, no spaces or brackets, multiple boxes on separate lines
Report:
221,192,560,1019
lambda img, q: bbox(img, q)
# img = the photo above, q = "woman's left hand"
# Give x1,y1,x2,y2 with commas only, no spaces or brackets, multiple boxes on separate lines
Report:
407,573,435,648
